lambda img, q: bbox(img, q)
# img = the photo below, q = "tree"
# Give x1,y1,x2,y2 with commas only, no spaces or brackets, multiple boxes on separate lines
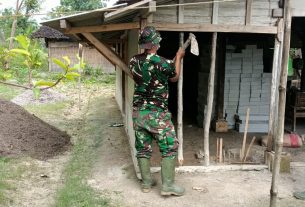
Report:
9,0,41,48
49,0,109,18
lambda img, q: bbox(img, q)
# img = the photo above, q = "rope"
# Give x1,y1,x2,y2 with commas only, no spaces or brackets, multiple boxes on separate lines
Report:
0,0,240,19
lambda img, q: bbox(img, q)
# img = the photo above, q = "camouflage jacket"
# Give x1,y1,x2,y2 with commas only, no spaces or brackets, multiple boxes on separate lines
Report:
129,52,176,111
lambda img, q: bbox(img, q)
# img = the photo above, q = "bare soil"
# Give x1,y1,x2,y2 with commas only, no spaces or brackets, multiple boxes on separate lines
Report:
1,84,304,207
89,92,305,207
0,98,71,159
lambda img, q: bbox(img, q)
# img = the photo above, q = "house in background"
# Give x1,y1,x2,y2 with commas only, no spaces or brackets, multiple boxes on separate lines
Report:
41,0,305,174
31,26,114,73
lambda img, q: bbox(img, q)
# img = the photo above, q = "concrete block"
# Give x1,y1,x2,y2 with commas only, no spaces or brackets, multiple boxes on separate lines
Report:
241,74,252,78
232,53,243,58
250,98,261,102
226,70,242,74
246,45,257,49
225,74,240,78
263,73,272,78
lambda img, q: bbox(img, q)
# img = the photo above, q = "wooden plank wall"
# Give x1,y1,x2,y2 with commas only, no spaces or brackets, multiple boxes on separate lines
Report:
153,0,280,27
49,42,115,73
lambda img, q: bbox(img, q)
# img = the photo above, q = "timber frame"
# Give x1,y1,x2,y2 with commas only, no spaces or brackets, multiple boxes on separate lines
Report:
41,0,305,175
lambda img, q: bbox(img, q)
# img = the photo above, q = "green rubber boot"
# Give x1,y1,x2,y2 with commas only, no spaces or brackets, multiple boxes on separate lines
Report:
161,157,185,196
138,158,156,193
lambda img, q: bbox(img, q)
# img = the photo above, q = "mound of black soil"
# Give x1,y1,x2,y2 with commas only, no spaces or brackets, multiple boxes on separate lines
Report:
0,98,71,160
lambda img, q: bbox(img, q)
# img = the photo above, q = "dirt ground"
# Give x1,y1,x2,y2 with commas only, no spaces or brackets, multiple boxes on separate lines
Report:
0,98,71,159
88,90,305,207
1,84,305,207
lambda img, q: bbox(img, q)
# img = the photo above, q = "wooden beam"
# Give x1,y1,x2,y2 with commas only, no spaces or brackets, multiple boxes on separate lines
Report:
148,23,278,34
212,0,219,24
150,164,268,173
272,9,284,18
270,0,292,206
245,0,253,25
292,8,305,17
140,1,156,18
82,33,133,78
104,0,153,21
65,22,140,34
60,19,71,29
204,32,217,166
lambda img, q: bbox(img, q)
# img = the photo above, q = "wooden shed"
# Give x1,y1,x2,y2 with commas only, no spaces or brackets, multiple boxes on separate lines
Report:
41,0,305,175
31,26,115,73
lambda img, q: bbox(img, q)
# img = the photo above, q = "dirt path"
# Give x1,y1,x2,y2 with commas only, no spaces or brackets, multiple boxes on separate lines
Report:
1,84,113,207
89,93,305,207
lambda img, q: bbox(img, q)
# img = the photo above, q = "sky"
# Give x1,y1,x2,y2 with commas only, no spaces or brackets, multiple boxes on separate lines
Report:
0,0,118,22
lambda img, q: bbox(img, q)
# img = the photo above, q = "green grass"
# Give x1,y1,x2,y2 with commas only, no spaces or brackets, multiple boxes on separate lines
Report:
0,157,23,205
0,84,23,100
82,73,115,85
25,101,67,115
54,98,111,207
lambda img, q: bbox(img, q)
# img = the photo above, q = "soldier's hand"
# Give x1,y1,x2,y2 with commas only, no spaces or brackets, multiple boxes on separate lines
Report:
176,47,185,59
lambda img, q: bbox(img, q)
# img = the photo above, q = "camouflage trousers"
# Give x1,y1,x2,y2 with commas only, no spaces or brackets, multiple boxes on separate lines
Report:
132,109,179,159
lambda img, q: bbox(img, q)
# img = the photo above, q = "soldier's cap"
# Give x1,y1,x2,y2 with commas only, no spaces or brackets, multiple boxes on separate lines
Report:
139,26,162,49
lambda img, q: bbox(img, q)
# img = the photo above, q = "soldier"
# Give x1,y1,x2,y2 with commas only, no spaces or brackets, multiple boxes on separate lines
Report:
129,26,185,196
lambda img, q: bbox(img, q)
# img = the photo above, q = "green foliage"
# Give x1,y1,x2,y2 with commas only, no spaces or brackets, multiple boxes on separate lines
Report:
0,47,10,70
0,0,42,46
49,0,108,18
82,65,115,85
9,34,47,86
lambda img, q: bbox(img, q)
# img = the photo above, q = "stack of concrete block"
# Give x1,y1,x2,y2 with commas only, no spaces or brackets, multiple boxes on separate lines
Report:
224,45,272,133
223,51,242,129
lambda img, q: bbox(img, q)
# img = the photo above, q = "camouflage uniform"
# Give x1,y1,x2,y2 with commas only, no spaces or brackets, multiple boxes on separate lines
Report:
129,52,179,159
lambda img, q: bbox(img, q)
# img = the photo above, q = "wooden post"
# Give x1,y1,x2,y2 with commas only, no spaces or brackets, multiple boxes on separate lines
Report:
78,43,83,110
268,20,284,151
177,0,184,166
245,0,253,25
241,108,250,160
243,136,256,162
219,138,223,163
204,32,217,166
270,0,292,206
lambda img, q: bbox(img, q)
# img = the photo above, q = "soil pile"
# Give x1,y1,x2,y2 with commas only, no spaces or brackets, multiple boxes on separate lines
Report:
0,98,71,159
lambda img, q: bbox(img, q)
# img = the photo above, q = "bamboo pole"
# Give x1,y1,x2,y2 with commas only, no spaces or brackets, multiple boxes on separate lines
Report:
241,108,250,160
270,0,292,206
268,20,284,151
242,136,256,162
204,32,217,166
78,43,83,110
219,138,223,163
177,0,184,166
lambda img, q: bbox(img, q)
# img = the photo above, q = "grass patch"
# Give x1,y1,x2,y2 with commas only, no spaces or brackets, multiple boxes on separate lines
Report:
54,98,111,207
82,73,115,85
0,157,22,205
25,101,67,115
0,84,23,100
